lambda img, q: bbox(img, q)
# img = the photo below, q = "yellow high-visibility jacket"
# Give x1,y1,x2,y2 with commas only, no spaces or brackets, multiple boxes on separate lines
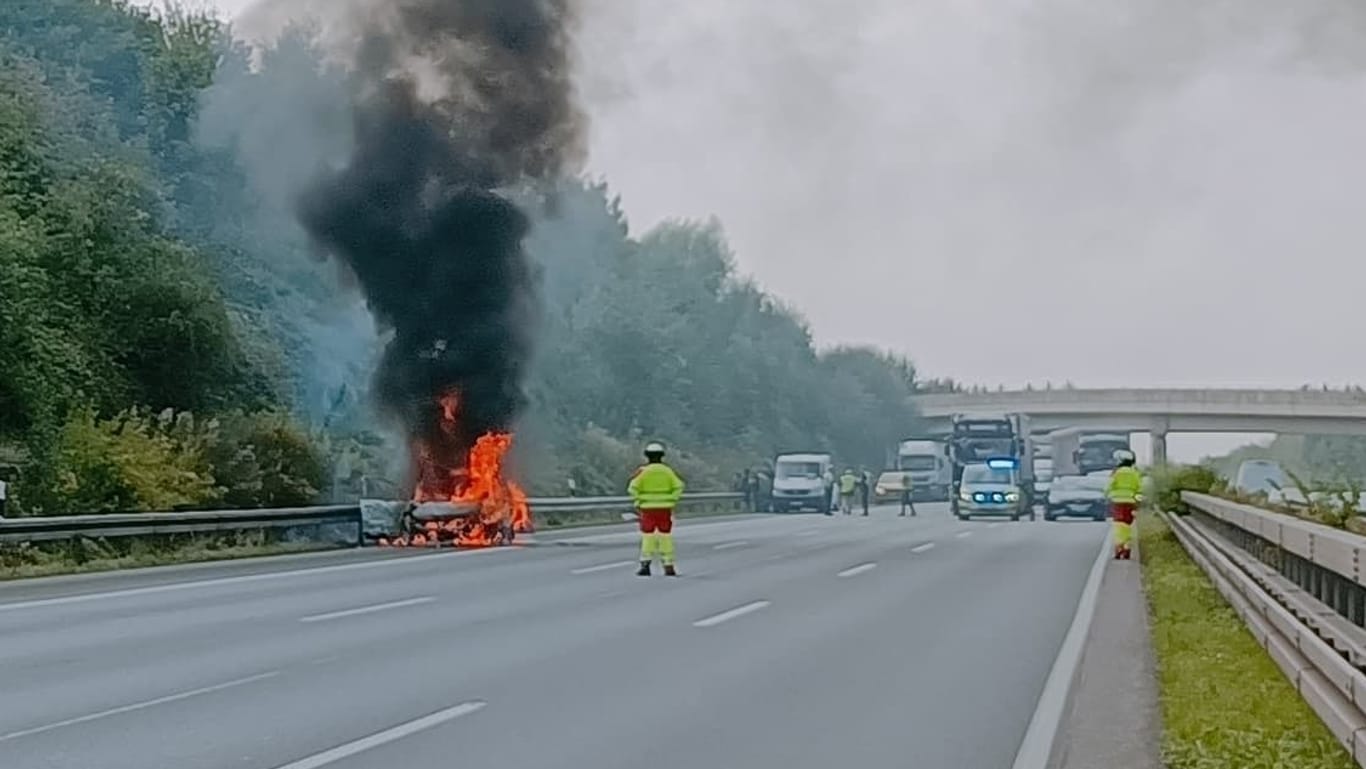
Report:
1107,466,1143,504
629,462,685,510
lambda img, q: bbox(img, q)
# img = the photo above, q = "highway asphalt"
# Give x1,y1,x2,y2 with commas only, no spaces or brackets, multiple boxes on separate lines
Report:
0,504,1106,769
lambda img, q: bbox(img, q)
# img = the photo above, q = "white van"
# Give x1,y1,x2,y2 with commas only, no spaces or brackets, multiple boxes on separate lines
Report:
770,453,834,513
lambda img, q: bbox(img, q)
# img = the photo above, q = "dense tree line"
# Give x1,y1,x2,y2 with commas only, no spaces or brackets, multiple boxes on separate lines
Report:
0,0,931,511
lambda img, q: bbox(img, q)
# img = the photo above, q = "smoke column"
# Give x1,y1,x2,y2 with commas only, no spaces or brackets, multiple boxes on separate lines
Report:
296,0,585,477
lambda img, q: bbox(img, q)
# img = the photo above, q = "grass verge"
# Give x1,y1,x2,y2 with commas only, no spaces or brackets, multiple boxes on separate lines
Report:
1141,512,1356,769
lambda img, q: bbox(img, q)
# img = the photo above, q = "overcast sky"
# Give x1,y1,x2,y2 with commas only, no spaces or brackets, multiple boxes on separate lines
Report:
154,0,1366,459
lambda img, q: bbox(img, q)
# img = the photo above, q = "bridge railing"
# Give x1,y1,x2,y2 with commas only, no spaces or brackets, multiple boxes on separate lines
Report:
0,493,748,548
1172,492,1366,765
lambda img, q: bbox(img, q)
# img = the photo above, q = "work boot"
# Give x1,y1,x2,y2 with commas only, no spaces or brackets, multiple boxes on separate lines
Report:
663,564,678,577
636,561,651,577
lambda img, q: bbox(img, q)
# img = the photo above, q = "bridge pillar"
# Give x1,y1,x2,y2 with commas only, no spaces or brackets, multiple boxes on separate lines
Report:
1150,431,1168,467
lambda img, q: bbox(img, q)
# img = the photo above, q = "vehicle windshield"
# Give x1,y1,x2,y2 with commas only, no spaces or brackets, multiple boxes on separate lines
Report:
1080,474,1111,490
899,455,937,471
962,465,1014,484
877,472,904,486
776,461,823,479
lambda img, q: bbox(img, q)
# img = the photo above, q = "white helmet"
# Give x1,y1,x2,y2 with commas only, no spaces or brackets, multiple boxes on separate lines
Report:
644,441,666,456
1113,448,1136,464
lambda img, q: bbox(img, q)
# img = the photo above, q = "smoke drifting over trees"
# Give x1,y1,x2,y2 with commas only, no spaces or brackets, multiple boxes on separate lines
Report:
293,0,585,467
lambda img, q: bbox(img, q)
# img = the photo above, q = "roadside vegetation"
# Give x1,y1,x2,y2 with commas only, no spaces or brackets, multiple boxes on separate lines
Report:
0,0,938,517
0,530,329,580
1140,512,1356,769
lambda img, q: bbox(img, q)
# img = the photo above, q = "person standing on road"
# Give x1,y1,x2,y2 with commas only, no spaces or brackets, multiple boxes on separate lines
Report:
628,442,685,576
839,468,858,515
857,470,871,516
825,467,838,516
900,471,917,517
1107,449,1143,560
0,476,7,518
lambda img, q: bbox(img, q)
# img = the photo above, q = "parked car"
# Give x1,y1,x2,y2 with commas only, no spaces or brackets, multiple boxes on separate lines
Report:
1044,474,1110,521
874,470,909,504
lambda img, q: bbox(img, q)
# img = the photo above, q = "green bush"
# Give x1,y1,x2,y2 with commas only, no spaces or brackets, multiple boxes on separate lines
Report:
50,406,218,513
1148,463,1225,515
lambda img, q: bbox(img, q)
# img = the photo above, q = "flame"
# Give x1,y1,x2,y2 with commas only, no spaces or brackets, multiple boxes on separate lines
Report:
388,393,532,547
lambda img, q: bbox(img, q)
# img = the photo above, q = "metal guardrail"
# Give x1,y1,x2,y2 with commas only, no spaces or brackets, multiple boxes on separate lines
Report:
0,493,747,547
0,506,365,546
1175,492,1366,765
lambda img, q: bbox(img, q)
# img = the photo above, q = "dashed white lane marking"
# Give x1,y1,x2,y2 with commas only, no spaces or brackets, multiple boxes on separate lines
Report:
956,531,974,539
571,560,636,575
270,701,487,769
0,549,511,614
837,563,878,578
693,600,771,628
299,596,434,623
911,542,936,554
713,541,749,551
0,671,280,743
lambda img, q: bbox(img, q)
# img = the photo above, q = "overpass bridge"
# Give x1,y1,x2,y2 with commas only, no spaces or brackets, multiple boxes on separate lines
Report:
909,388,1366,463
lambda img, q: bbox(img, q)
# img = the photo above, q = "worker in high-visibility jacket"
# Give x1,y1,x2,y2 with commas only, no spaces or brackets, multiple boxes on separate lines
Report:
1107,449,1144,560
628,441,685,576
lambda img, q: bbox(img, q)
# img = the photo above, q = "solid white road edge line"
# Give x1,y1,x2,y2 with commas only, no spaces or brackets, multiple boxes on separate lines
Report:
299,596,435,623
1010,529,1113,769
0,671,280,743
693,600,771,628
269,701,487,769
0,549,510,614
837,563,877,578
911,542,936,553
712,541,749,551
570,560,637,575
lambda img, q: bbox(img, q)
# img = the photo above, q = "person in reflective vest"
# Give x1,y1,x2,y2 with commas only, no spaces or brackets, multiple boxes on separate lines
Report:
629,441,685,576
1107,449,1143,559
839,469,858,515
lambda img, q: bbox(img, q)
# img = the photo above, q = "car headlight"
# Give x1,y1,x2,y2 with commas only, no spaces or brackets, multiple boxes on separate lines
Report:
1006,492,1020,502
959,491,972,502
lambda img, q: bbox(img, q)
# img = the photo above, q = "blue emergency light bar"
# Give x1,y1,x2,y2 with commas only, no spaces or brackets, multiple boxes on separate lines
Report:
986,458,1018,469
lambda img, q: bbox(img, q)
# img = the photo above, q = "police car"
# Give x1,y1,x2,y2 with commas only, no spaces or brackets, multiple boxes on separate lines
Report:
956,458,1034,521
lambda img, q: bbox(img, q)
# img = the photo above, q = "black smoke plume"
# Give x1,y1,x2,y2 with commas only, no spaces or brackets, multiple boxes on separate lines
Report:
296,0,584,484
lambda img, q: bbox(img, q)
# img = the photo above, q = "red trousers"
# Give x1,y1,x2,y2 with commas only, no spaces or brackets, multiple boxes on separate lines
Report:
638,509,674,533
1111,503,1136,524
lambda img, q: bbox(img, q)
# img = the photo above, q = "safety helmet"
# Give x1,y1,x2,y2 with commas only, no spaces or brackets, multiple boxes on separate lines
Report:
1113,449,1137,465
644,441,666,457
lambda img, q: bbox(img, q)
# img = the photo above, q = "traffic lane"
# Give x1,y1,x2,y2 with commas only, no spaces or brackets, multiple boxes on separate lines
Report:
0,507,997,768
0,512,803,636
1,513,851,699
0,512,767,608
0,510,957,745
331,520,1107,769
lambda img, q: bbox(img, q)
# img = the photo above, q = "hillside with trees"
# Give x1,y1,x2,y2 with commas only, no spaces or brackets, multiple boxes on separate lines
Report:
0,0,932,512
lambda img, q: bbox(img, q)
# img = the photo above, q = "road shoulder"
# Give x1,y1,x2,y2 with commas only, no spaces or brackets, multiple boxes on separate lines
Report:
1050,547,1164,769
